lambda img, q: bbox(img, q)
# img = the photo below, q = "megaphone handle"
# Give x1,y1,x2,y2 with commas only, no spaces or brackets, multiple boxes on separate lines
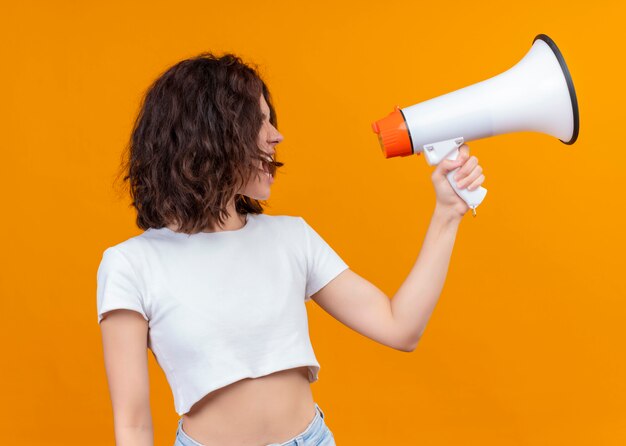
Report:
444,147,488,214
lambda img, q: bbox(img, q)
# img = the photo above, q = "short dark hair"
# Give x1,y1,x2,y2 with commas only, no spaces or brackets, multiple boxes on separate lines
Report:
114,52,284,233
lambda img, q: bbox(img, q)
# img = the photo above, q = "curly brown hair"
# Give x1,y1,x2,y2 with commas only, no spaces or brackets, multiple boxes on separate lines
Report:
114,52,284,234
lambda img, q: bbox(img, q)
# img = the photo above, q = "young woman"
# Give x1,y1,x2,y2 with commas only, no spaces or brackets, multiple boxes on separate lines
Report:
97,52,485,446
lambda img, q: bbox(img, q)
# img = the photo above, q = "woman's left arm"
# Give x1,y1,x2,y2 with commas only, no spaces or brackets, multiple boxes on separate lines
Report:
310,145,484,351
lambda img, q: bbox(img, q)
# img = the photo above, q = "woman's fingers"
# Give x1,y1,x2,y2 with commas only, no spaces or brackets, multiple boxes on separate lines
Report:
458,144,470,160
436,144,470,176
457,165,484,190
442,143,485,191
435,154,465,176
454,155,478,181
466,174,485,191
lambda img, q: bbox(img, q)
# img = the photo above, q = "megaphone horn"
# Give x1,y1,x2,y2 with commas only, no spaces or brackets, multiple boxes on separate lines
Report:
372,34,580,214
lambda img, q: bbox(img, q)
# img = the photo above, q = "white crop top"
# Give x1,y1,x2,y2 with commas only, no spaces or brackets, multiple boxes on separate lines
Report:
96,213,349,415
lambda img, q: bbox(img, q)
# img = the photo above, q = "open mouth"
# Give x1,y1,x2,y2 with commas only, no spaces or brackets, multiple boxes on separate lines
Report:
261,156,276,180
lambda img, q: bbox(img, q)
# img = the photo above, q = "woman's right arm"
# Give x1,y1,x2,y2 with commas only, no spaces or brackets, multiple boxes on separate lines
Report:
100,309,153,446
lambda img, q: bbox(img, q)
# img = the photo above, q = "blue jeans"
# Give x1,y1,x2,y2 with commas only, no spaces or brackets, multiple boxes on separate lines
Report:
174,402,336,446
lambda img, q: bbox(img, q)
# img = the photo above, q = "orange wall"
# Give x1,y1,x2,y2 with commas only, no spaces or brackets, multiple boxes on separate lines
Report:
1,0,624,444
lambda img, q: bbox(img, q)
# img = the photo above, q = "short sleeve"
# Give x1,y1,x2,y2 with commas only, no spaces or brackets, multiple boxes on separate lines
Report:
299,217,349,301
96,247,148,324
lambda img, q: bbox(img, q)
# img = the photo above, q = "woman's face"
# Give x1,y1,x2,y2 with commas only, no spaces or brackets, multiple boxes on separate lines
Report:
240,95,284,200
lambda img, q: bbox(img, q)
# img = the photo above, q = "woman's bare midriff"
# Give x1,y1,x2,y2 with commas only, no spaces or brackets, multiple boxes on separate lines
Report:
180,366,317,446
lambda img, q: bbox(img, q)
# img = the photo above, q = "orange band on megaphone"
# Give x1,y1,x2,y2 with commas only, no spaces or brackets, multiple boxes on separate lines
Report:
371,106,414,158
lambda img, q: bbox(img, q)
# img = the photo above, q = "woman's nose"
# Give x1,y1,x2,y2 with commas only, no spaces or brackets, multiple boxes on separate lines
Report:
274,132,284,144
270,125,284,144
270,133,283,145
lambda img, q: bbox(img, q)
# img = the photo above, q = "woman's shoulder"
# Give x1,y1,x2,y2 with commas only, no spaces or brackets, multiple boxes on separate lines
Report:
98,231,151,265
254,213,302,224
253,213,305,238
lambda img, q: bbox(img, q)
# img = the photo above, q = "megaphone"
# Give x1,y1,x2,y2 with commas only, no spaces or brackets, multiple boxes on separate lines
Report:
371,34,579,215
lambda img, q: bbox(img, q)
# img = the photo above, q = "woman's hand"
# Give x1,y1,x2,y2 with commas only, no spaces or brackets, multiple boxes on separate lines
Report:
430,144,485,221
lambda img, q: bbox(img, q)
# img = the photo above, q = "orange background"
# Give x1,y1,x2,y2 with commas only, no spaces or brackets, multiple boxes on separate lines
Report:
1,0,625,444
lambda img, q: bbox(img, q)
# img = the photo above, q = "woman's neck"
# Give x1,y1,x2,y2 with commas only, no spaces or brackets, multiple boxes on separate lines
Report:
166,201,246,233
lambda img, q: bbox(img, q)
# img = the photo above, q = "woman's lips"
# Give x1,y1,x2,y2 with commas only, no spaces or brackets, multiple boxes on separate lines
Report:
261,157,274,184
